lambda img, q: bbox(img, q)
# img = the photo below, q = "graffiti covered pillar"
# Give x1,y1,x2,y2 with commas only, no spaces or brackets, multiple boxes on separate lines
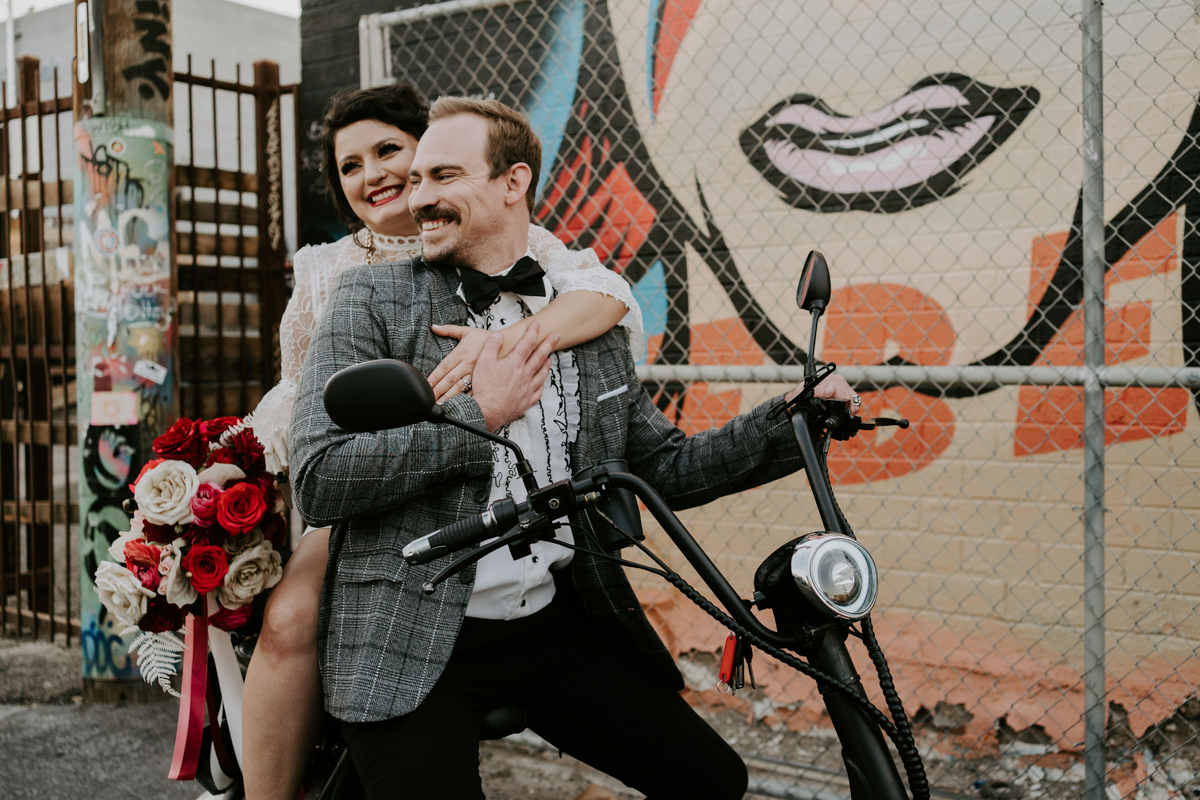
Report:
73,0,176,703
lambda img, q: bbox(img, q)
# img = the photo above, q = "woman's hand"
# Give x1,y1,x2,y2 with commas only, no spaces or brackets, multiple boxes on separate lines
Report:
430,324,516,401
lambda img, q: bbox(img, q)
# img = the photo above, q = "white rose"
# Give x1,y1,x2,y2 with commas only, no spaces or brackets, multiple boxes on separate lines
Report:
107,530,145,563
259,427,287,476
135,461,198,526
95,561,155,631
196,462,246,487
163,538,199,607
218,543,283,608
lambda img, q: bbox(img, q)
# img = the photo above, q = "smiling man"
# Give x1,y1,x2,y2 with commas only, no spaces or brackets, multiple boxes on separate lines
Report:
289,96,855,799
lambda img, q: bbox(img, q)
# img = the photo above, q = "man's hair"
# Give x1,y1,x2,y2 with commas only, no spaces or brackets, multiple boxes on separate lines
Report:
428,97,541,213
320,84,430,231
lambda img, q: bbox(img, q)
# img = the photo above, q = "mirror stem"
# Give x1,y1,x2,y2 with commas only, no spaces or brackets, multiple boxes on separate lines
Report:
806,302,825,378
441,414,528,462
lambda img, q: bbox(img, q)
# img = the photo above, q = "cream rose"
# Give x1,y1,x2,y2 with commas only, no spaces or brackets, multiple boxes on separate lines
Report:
135,461,198,526
95,561,155,631
107,530,145,563
196,462,246,487
218,543,283,608
163,538,199,607
223,529,264,557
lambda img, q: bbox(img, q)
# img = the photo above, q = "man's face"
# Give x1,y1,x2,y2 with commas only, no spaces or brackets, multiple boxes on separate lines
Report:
611,0,1200,362
409,114,511,270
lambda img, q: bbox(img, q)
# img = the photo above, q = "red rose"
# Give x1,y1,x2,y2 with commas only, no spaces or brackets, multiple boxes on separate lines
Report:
206,448,239,468
181,544,229,594
228,429,266,473
186,524,226,548
217,483,267,534
138,596,188,633
210,604,253,632
128,458,165,492
153,418,209,469
259,513,288,550
141,521,176,544
206,416,243,441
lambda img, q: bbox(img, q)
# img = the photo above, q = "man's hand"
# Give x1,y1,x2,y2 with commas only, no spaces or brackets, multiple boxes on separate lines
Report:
470,321,559,432
785,373,858,405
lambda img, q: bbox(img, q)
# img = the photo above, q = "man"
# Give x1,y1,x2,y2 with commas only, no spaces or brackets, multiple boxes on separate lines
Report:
290,96,855,799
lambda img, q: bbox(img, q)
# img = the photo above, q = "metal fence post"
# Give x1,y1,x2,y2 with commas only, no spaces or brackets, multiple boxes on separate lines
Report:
1080,0,1107,797
253,60,285,394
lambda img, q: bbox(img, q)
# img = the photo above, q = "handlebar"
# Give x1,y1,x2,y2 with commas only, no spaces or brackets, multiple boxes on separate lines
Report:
403,499,521,565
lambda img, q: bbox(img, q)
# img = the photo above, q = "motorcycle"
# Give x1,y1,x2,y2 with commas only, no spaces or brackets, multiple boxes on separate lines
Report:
198,252,929,800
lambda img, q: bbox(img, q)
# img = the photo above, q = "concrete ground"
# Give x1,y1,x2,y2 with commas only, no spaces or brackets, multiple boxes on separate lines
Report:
0,635,636,800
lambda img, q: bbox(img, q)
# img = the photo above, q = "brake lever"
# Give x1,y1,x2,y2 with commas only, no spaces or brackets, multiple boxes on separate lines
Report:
420,525,531,595
420,513,561,595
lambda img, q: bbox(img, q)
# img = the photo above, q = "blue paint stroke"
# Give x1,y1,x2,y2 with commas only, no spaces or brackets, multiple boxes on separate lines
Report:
647,0,664,120
527,0,586,199
632,259,667,364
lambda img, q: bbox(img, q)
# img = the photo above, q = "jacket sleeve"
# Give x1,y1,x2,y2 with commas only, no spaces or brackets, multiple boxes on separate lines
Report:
289,265,493,528
622,370,806,512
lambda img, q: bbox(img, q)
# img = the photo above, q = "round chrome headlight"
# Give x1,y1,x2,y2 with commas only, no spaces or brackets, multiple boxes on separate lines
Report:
790,533,878,620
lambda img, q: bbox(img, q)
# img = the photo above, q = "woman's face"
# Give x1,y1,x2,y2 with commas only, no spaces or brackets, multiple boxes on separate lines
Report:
611,0,1200,362
335,119,421,237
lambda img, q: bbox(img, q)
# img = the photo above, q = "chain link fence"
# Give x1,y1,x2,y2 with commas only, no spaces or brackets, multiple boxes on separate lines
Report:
360,1,1200,797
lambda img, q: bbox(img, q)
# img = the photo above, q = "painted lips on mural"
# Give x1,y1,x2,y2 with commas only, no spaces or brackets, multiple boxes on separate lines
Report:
739,74,1039,214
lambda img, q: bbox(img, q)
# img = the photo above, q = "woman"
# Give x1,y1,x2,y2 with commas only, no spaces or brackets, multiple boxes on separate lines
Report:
240,84,642,800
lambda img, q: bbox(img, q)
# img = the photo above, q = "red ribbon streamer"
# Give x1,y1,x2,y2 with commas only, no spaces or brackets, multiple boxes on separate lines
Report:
168,600,210,781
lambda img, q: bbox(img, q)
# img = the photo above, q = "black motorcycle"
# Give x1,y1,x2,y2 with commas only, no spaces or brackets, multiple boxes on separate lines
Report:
280,251,929,800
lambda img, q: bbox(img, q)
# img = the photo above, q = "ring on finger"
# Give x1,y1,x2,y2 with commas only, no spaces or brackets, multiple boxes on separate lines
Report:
461,375,472,393
851,394,862,406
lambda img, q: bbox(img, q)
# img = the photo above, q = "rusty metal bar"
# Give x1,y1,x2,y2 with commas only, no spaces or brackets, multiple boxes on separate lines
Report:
187,56,200,419
236,64,249,415
211,60,225,417
0,77,12,635
54,70,70,645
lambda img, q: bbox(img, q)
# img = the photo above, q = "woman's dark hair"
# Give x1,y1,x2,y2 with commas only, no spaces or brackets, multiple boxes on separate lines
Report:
320,84,430,230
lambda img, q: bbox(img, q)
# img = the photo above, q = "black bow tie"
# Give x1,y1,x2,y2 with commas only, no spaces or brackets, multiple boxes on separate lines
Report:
458,256,547,314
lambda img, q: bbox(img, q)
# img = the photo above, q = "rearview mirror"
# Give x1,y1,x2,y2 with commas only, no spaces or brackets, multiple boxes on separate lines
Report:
796,251,832,313
323,359,438,432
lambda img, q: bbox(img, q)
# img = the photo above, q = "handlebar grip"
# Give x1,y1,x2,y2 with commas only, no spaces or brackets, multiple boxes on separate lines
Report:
402,513,491,566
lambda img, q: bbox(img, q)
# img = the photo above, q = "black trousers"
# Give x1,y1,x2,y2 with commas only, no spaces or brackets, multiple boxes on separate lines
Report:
340,597,748,799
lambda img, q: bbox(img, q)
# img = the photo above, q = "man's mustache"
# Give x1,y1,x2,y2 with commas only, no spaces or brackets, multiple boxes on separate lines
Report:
412,205,462,226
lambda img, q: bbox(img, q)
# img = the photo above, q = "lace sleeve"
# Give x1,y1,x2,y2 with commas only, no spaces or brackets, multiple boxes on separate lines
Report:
527,224,645,359
245,245,321,472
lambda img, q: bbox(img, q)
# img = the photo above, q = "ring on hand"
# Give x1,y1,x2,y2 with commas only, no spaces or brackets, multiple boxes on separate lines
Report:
461,375,472,393
851,394,862,406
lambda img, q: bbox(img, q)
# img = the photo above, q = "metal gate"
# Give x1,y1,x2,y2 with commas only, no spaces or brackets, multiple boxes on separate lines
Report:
1,58,298,644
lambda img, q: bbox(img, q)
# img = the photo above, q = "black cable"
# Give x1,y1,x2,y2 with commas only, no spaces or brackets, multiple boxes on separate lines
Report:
582,508,906,739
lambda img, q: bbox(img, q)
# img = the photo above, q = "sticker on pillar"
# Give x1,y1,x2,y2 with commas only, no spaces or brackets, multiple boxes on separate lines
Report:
133,359,168,385
92,391,139,426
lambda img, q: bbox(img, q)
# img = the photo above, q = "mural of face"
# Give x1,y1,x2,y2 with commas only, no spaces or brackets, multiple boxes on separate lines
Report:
609,0,1200,364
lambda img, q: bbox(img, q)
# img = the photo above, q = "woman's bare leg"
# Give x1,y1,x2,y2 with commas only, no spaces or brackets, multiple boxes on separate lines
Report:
242,527,330,800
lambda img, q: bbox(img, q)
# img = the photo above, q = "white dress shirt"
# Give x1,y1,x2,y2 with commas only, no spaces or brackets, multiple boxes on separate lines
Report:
460,253,581,620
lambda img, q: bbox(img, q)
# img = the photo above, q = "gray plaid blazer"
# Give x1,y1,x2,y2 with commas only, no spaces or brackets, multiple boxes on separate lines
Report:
290,255,807,723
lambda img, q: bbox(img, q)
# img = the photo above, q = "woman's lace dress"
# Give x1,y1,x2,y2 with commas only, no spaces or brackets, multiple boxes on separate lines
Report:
246,224,643,478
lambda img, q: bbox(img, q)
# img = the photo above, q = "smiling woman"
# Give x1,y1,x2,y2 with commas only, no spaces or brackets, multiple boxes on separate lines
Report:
334,121,422,239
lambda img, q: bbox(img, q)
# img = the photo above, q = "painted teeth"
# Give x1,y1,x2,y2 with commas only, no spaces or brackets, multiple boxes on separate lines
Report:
370,187,400,203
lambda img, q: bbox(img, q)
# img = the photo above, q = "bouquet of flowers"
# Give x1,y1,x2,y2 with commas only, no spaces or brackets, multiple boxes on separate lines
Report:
95,415,287,695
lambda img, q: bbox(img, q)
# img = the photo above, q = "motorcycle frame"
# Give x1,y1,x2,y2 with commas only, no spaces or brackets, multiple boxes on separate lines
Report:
592,406,909,799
